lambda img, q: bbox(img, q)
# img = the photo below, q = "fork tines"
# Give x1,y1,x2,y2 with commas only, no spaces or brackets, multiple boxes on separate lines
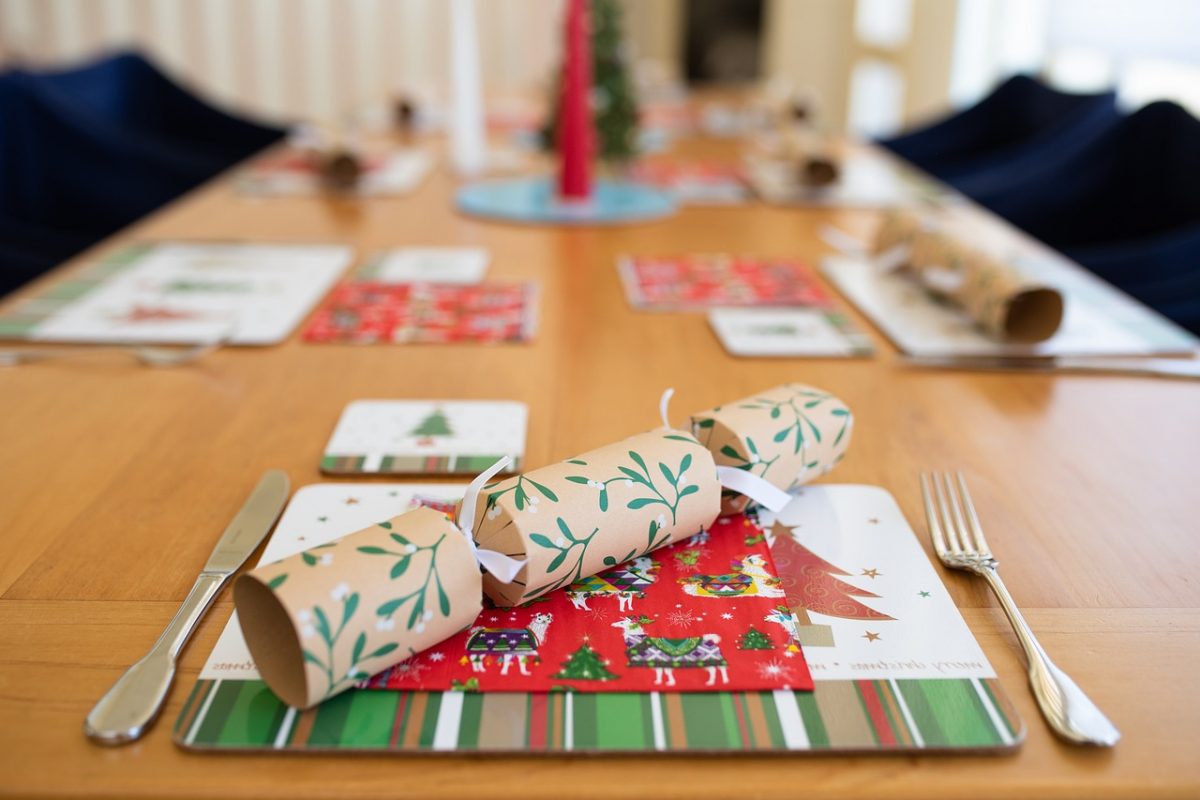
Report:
921,471,994,567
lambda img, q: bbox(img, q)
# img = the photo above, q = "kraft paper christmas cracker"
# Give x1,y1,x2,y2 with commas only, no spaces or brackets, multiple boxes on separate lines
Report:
235,505,504,709
872,209,1065,343
472,428,722,607
692,383,853,515
235,386,852,707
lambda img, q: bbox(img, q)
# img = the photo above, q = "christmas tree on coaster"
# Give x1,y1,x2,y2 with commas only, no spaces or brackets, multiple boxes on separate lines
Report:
736,626,774,651
410,408,452,445
554,639,617,681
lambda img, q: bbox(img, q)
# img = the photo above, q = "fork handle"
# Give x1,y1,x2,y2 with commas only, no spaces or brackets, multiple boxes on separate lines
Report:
980,567,1121,746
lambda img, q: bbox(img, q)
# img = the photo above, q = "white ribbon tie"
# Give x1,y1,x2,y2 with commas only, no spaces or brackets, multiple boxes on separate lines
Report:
455,456,526,583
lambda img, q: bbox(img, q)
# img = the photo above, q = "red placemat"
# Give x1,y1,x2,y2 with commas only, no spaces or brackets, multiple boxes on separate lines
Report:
302,282,538,344
618,254,831,311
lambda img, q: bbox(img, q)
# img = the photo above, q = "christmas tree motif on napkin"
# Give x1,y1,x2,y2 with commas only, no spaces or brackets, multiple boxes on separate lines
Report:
554,639,617,681
736,626,774,651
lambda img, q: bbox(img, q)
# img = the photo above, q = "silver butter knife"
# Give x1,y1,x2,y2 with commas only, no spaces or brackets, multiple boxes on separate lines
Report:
902,354,1200,380
84,470,290,745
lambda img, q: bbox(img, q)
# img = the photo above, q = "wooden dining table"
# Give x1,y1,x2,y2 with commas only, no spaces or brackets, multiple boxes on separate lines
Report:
1,123,1198,800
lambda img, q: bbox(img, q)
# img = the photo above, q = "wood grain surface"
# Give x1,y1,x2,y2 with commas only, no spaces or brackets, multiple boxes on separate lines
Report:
1,132,1197,800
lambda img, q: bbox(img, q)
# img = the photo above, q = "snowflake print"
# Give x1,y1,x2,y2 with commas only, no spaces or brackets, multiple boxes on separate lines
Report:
583,606,611,624
428,651,446,662
666,609,697,629
720,612,733,620
755,659,793,682
392,658,431,681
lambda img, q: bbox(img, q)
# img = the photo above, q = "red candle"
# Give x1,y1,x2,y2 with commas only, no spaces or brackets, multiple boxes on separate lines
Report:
557,0,593,200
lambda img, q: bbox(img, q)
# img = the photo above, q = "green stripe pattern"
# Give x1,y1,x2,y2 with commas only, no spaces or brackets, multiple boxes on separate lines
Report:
321,454,518,475
0,243,151,337
175,678,1022,753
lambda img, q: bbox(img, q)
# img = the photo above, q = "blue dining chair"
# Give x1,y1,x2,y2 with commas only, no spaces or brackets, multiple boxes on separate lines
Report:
24,51,285,173
973,101,1200,334
0,73,216,296
879,75,1121,193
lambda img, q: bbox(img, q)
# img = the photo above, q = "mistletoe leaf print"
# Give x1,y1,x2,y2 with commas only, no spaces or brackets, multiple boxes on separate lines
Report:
313,606,332,642
719,437,779,479
298,542,337,568
526,478,558,502
299,586,390,701
525,517,600,598
573,447,698,524
267,573,288,590
390,556,412,579
370,642,399,659
831,407,851,445
342,593,359,627
486,475,560,512
358,525,451,633
751,387,834,456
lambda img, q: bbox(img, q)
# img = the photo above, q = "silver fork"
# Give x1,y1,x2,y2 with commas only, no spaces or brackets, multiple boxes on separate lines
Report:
920,471,1121,746
0,339,223,368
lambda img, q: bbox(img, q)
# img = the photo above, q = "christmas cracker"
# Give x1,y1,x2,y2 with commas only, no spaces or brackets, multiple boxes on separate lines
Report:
235,506,487,709
873,209,1064,343
236,385,853,708
472,428,722,607
692,383,853,515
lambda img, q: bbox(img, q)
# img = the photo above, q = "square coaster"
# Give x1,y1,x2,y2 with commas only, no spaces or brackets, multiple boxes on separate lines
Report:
321,400,528,475
709,307,874,357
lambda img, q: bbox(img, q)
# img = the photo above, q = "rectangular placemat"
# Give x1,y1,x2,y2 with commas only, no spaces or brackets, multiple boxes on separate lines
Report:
176,484,1023,754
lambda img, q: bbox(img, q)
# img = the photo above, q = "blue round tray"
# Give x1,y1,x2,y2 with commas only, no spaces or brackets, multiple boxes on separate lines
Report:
456,177,676,225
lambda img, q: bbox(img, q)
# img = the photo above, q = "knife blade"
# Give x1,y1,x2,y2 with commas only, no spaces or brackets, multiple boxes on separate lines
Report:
84,470,290,745
901,354,1200,380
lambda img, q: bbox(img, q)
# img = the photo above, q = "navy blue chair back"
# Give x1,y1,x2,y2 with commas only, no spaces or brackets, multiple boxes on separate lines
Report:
973,101,1200,334
0,52,285,297
27,51,284,171
879,75,1120,191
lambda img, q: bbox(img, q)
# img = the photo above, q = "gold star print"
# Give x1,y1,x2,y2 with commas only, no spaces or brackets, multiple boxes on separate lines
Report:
344,498,360,505
860,568,881,579
862,631,881,642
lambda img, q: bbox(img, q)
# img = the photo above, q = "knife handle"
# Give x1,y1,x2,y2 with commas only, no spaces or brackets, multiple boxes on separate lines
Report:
85,572,227,745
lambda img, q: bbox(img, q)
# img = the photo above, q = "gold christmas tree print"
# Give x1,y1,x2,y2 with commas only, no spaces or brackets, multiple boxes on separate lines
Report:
770,523,893,647
410,407,453,447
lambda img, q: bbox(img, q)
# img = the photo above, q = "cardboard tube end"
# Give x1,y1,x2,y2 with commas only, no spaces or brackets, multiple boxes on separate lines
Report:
1005,287,1064,343
233,574,310,710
